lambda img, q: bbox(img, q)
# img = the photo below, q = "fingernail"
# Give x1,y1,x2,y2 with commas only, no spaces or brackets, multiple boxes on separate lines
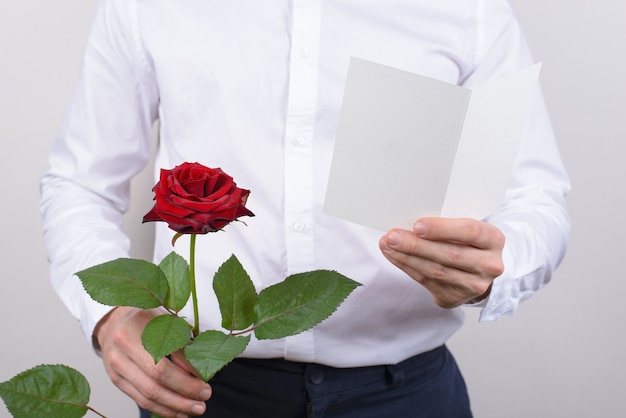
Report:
176,413,188,418
413,221,426,235
386,231,401,247
191,403,206,415
199,388,211,400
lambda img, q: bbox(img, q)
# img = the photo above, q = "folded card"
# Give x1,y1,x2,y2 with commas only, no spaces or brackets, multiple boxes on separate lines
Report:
324,58,541,232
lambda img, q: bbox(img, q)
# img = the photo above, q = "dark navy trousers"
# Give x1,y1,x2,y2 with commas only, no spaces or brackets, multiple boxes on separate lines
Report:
140,345,472,417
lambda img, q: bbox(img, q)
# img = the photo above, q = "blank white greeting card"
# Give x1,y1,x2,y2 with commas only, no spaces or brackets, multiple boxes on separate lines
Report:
324,57,541,232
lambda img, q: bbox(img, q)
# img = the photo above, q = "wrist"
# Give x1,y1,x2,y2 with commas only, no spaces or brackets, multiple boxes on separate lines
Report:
92,306,128,352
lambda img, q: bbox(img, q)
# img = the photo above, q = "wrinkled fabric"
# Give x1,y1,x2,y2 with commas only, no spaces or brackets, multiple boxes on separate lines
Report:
40,0,570,367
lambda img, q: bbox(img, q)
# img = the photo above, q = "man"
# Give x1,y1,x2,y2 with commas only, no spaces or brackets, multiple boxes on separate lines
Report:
40,0,570,417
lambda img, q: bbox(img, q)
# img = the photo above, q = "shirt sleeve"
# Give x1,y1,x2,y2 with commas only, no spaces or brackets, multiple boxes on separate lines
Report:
462,0,571,321
39,0,159,341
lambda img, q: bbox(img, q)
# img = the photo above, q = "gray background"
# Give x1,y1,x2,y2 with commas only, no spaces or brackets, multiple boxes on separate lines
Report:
1,1,624,417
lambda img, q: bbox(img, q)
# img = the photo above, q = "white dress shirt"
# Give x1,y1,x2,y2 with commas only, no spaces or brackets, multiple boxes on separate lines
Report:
40,0,570,367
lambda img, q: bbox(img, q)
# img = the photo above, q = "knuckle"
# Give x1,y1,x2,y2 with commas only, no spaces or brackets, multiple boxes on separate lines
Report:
140,382,162,402
492,229,506,250
416,275,430,286
471,282,490,298
429,263,448,280
464,220,483,241
149,362,170,382
111,327,130,348
137,399,171,417
443,244,462,264
106,354,121,371
108,371,123,388
136,398,153,411
409,236,424,254
484,259,505,277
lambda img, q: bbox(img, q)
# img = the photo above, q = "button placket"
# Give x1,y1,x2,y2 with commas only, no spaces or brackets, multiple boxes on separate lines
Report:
283,0,321,274
282,0,322,364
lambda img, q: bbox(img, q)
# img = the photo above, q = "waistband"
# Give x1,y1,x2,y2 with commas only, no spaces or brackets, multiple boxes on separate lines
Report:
232,344,447,376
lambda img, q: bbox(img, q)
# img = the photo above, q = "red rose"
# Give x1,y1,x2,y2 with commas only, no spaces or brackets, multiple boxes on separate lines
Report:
143,162,254,234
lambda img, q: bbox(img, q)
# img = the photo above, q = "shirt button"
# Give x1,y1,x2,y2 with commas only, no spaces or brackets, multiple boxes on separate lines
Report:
289,135,306,147
299,47,311,59
309,367,324,385
287,134,308,147
293,221,306,232
294,135,307,147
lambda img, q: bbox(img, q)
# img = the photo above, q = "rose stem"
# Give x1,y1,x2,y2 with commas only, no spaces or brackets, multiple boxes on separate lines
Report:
189,234,200,337
86,405,108,418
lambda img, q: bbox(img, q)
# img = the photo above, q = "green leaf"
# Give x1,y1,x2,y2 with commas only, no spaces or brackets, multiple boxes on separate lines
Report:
253,270,361,340
76,258,168,309
0,364,90,418
184,331,250,381
159,252,191,312
213,255,257,331
142,315,192,363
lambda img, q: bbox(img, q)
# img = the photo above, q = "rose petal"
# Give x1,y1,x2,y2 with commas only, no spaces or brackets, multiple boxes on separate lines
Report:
142,162,254,234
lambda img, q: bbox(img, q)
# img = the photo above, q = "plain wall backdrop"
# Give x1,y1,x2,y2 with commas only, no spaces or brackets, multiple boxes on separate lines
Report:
1,1,624,417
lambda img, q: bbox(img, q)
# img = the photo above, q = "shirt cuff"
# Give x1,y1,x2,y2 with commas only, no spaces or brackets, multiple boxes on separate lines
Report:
77,288,117,356
468,240,520,321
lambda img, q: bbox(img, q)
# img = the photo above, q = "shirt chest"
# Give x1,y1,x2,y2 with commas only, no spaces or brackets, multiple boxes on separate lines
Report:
139,0,477,95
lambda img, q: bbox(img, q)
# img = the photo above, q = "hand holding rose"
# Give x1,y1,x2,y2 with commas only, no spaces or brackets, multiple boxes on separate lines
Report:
85,162,358,418
95,307,212,418
99,162,254,417
379,217,505,308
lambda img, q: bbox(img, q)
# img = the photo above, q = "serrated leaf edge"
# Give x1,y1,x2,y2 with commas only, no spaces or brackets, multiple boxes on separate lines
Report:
142,316,192,364
253,271,360,339
77,258,167,308
0,364,90,416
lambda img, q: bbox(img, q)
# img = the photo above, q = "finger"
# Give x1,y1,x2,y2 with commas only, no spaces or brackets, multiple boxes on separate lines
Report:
380,231,496,307
432,238,500,276
381,229,490,274
106,358,194,418
144,356,212,400
383,253,490,308
383,243,484,290
414,217,505,250
99,308,211,416
107,344,211,417
113,309,211,400
169,350,201,378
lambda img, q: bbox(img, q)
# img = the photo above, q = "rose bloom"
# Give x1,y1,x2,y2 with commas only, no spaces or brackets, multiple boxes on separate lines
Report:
143,162,254,234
